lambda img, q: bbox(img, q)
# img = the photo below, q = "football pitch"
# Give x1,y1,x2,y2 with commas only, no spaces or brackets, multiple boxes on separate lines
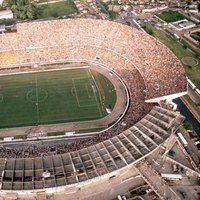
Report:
0,68,115,128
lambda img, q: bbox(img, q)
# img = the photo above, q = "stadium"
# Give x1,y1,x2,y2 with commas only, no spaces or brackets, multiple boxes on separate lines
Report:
0,18,187,200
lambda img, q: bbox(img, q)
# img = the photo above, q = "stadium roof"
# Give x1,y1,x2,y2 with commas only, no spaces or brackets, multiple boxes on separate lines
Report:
0,106,185,191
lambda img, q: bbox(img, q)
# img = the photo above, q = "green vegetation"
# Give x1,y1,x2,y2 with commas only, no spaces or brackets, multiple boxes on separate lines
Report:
183,120,193,130
109,10,118,19
183,95,200,111
37,0,49,3
98,1,118,19
4,0,38,19
47,132,65,136
142,22,200,89
3,0,77,19
0,19,15,26
156,10,190,23
0,68,117,128
111,0,120,5
37,0,77,19
141,24,153,35
91,70,117,110
76,127,106,133
14,135,27,139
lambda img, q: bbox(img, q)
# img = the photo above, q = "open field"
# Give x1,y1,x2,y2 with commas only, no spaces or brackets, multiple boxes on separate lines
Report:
37,0,77,18
0,68,116,128
142,22,200,89
156,10,190,23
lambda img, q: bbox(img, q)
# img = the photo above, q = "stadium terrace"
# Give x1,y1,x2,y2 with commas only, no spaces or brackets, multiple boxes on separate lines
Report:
0,18,188,198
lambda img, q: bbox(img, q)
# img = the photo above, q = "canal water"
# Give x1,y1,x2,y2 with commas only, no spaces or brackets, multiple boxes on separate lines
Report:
174,98,200,135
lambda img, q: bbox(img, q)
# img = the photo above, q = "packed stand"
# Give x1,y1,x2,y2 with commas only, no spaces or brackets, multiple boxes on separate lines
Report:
0,18,187,100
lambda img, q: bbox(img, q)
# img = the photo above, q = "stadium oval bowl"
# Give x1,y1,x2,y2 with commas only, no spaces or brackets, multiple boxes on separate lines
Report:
0,19,187,198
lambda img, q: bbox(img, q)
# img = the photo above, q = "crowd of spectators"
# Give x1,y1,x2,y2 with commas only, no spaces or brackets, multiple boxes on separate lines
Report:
0,18,187,159
0,18,187,100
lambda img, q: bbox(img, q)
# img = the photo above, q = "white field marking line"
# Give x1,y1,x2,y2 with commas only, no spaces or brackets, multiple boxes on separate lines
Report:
35,74,40,122
86,85,95,98
32,107,106,123
83,85,99,107
26,89,34,102
27,89,48,103
87,69,102,103
72,79,81,107
39,89,48,102
72,78,97,107
87,69,102,117
87,69,102,115
71,87,77,97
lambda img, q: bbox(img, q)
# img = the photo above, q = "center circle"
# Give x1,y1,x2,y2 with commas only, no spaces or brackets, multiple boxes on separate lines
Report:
27,89,48,103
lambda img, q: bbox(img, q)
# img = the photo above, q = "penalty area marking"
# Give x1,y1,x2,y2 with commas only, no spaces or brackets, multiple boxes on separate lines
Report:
87,70,102,116
86,85,95,98
72,78,101,112
72,79,81,107
181,57,198,67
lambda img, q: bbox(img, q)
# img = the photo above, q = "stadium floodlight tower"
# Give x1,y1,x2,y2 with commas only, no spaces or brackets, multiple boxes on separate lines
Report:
0,18,187,200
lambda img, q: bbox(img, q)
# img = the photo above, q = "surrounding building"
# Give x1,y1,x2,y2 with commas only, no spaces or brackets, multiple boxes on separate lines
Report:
169,19,196,31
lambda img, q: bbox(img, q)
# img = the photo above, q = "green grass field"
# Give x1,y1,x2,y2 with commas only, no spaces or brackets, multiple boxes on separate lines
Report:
0,68,116,128
37,0,77,19
156,10,190,23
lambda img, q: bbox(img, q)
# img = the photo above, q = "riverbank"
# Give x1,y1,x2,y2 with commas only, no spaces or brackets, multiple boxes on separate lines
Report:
181,96,200,124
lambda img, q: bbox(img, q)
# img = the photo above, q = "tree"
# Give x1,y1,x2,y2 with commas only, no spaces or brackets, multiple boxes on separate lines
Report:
26,4,37,19
4,0,38,19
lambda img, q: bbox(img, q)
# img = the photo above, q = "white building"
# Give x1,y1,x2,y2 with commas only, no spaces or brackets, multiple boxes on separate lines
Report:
0,10,14,20
169,19,196,31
